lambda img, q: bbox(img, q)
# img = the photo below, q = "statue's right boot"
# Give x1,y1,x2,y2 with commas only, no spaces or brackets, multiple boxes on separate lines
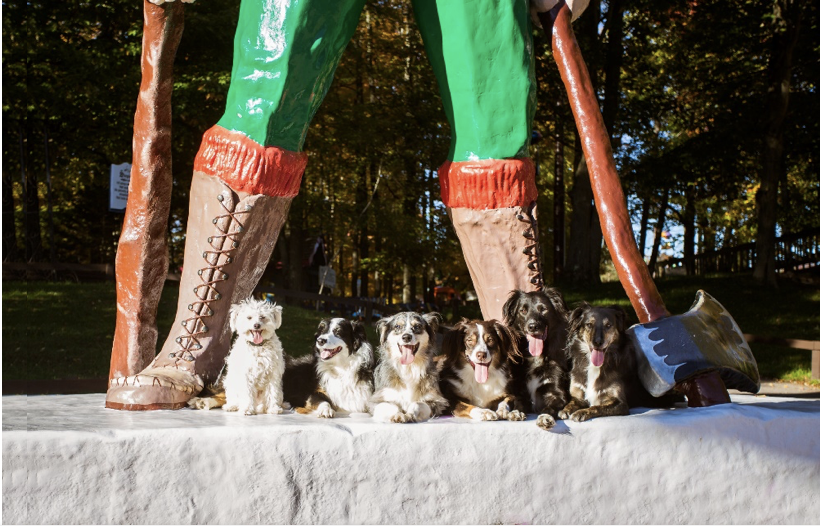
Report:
106,126,305,410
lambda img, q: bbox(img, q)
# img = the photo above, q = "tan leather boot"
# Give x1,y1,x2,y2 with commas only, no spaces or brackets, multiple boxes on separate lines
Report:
105,171,291,410
440,159,544,321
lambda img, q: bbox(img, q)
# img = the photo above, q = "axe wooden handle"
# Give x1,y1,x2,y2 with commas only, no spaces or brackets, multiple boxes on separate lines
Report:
542,2,670,324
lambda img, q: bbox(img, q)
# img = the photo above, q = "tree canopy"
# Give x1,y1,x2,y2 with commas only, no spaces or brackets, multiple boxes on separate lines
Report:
4,0,818,298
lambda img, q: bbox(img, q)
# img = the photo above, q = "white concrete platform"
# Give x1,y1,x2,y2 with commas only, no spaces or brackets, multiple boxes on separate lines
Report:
4,393,819,524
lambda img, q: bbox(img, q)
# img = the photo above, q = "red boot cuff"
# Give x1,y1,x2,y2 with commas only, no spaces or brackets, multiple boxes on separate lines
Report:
193,126,308,197
439,158,537,209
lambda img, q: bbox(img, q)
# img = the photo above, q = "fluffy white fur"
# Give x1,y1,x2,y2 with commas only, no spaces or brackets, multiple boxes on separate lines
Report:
314,319,373,416
222,298,285,416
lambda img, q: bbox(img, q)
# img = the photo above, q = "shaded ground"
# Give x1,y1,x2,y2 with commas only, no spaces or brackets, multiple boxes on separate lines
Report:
3,275,818,383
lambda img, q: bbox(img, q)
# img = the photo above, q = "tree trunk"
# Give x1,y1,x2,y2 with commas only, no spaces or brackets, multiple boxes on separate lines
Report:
638,195,651,258
682,186,696,276
553,100,565,282
2,168,17,262
402,264,411,304
21,126,42,262
566,149,602,284
648,189,669,275
602,0,624,139
565,2,604,285
754,0,800,286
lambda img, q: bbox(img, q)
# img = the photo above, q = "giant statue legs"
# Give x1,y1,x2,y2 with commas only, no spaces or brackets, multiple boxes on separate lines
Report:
107,0,758,410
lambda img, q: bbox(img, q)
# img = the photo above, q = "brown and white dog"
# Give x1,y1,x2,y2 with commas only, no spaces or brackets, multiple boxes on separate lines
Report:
503,289,571,429
439,319,526,421
560,303,681,422
283,317,374,418
369,312,448,423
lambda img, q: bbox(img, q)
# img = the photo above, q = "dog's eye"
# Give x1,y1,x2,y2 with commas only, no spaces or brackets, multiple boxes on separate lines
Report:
412,324,423,334
259,316,266,320
247,316,252,320
604,321,612,328
394,325,404,332
485,337,494,345
519,305,529,314
537,304,547,313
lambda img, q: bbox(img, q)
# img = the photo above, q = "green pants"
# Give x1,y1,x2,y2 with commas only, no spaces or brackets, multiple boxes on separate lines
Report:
217,0,536,163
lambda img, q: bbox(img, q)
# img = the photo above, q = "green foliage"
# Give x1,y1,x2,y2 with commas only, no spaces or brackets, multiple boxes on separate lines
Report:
3,0,818,291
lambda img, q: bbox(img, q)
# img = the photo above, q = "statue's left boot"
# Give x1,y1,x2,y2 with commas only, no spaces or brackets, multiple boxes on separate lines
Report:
440,158,544,321
106,126,306,410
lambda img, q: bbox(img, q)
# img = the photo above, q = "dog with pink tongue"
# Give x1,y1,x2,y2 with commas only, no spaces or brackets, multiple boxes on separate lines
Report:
439,319,526,422
369,312,448,424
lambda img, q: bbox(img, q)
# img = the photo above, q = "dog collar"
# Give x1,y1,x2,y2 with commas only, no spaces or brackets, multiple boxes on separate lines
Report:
247,340,268,347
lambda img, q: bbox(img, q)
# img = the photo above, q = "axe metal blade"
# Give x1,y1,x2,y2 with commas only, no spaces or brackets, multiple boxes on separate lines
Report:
626,290,760,397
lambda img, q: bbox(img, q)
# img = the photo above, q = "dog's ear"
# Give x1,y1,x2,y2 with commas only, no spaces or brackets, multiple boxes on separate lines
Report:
422,312,442,336
441,322,466,362
271,303,283,330
493,320,521,364
568,302,590,336
229,302,242,333
606,305,628,332
351,320,369,352
544,287,569,321
501,290,523,327
376,315,393,344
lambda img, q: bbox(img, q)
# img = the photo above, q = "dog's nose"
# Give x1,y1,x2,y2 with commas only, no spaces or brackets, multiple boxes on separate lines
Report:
475,351,488,362
401,333,412,343
316,337,327,345
527,321,539,332
253,323,261,330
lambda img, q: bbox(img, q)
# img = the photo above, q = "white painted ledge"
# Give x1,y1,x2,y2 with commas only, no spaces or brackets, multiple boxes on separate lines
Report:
4,394,819,524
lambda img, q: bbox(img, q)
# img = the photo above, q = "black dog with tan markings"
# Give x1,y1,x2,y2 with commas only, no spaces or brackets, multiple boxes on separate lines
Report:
560,303,681,422
503,289,571,429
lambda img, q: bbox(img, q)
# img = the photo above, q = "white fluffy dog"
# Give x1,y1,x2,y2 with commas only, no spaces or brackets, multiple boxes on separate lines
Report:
222,297,285,416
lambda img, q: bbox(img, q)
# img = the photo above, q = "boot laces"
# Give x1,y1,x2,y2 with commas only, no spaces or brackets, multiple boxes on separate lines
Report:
517,205,544,291
169,193,250,364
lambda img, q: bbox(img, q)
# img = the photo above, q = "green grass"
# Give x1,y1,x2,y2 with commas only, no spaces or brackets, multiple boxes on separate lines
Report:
3,276,819,383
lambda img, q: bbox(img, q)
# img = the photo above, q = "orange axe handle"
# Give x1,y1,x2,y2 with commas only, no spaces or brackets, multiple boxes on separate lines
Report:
541,2,670,324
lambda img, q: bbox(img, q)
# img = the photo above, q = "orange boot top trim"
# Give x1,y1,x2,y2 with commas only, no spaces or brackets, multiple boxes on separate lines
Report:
439,158,537,209
194,126,308,197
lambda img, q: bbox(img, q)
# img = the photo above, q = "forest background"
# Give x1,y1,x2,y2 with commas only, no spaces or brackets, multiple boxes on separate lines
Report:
4,0,819,306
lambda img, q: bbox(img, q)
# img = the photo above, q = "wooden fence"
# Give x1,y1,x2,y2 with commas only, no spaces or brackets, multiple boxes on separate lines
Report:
657,227,820,276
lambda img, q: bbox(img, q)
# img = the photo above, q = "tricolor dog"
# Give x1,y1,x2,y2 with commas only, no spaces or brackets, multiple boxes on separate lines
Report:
369,312,447,423
283,317,374,418
439,319,525,421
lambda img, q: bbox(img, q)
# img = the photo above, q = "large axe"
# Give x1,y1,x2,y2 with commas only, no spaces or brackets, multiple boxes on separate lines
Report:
539,2,760,406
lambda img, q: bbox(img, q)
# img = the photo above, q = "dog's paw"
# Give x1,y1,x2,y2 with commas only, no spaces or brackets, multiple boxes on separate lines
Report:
243,408,257,416
390,412,411,424
570,408,594,422
224,404,239,412
558,408,572,420
506,409,526,421
536,413,556,429
406,402,432,422
265,405,284,415
316,402,335,419
470,408,498,421
282,401,292,410
187,397,210,410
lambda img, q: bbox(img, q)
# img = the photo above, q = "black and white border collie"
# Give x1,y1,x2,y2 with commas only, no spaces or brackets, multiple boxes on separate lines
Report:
560,303,680,422
503,289,571,430
440,319,525,421
369,312,447,423
283,318,374,418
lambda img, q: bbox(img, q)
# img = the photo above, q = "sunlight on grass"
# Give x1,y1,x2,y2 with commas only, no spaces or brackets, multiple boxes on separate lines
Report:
3,276,818,383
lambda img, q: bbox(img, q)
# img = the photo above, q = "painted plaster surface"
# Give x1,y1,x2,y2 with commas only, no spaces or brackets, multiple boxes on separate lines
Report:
4,394,819,524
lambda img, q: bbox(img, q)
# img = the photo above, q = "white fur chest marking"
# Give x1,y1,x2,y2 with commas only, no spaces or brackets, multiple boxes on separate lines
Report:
526,357,549,406
585,364,602,406
317,355,370,413
454,363,508,408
